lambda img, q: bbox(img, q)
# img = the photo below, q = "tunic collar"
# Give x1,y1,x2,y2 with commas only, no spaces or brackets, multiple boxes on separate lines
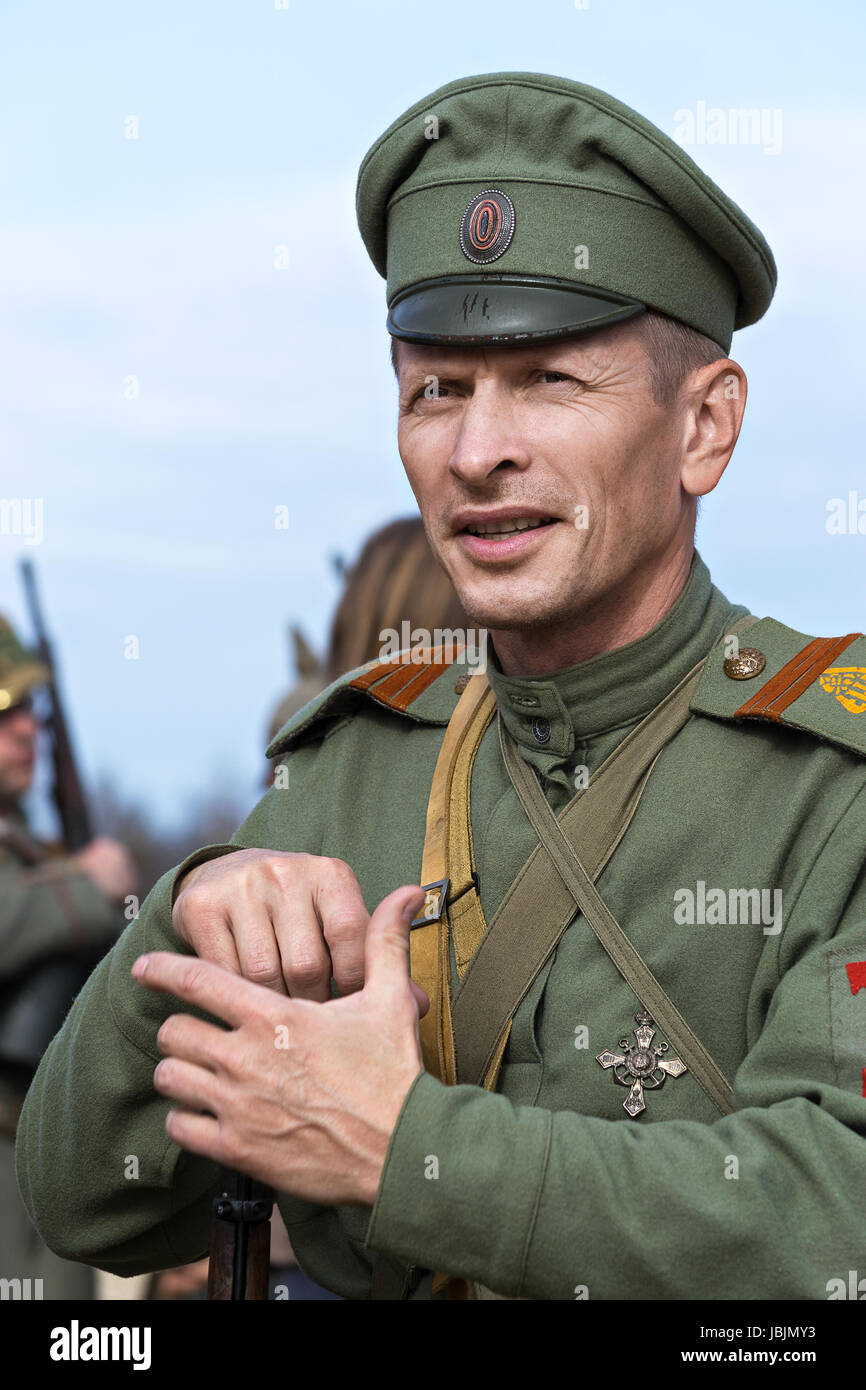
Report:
485,552,747,768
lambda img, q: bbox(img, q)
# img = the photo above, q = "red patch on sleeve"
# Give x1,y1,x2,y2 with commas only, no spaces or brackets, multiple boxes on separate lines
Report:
862,1068,866,1099
845,962,866,995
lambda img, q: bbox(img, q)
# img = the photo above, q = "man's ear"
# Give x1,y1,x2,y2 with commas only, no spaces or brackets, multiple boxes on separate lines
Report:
679,359,747,498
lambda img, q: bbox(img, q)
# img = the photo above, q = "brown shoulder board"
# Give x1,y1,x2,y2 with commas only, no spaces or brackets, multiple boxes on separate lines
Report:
735,632,863,721
348,643,465,712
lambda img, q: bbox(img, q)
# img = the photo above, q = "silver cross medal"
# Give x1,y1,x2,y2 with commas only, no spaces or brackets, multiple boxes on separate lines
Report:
596,1011,688,1117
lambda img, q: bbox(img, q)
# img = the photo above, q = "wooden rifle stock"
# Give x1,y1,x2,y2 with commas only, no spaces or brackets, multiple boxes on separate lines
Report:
208,1168,274,1300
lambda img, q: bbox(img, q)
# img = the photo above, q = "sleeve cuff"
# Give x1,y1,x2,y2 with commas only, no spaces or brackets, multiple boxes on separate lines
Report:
364,1070,553,1296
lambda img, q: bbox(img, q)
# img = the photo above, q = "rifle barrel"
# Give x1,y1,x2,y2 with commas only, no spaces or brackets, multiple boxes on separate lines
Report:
19,559,93,850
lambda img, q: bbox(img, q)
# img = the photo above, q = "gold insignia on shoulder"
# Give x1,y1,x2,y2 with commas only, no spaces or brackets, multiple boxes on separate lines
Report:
818,667,866,714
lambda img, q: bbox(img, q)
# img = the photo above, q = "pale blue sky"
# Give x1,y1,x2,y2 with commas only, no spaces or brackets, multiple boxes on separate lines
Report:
1,0,864,830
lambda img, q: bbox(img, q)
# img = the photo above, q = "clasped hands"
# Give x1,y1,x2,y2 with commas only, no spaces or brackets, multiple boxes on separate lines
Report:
132,851,428,1208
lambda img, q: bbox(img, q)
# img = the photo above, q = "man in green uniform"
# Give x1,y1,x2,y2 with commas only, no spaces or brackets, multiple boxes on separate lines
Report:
0,615,135,1297
15,73,866,1300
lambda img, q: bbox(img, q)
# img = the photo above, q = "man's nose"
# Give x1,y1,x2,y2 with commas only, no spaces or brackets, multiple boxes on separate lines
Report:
447,389,532,485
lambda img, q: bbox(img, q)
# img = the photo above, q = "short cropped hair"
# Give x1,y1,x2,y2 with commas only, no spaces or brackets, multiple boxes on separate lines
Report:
389,309,727,410
631,310,727,409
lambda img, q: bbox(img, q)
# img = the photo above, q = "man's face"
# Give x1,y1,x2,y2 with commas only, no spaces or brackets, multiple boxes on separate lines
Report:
395,322,699,633
0,696,39,800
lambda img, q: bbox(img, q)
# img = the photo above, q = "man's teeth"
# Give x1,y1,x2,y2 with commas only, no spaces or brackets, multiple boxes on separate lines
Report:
466,517,553,536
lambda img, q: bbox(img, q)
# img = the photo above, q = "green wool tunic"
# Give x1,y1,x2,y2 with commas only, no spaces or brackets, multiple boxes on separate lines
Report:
14,553,866,1299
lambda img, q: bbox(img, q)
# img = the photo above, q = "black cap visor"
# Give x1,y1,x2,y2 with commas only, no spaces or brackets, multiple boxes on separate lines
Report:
387,275,646,345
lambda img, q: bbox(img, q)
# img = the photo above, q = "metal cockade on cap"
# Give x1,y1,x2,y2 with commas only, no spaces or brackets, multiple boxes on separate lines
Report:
459,189,516,265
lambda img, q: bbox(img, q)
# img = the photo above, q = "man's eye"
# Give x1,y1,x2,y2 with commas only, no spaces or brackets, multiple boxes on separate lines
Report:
537,370,570,384
413,382,452,402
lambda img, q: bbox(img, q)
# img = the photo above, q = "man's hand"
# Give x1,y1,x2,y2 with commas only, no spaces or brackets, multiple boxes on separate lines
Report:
173,850,384,1001
75,836,137,905
134,884,427,1208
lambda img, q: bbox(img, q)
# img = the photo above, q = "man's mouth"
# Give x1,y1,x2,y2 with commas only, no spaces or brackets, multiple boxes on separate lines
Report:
463,516,556,539
455,512,561,562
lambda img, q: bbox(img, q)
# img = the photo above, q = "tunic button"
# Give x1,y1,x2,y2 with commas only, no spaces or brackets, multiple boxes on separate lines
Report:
723,647,767,680
531,716,551,744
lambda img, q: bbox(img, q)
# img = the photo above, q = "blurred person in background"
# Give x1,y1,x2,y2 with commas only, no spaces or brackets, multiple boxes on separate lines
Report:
268,515,471,749
0,613,136,1298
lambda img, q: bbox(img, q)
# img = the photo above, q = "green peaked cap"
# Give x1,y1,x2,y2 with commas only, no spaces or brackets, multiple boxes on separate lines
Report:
356,72,777,352
0,614,49,710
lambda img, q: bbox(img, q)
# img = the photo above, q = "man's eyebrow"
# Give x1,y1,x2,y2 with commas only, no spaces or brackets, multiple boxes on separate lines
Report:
397,348,604,383
398,356,473,375
396,360,470,389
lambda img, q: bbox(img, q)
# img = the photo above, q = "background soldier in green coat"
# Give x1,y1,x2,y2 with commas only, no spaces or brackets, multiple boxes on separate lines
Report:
15,73,866,1300
0,614,136,1297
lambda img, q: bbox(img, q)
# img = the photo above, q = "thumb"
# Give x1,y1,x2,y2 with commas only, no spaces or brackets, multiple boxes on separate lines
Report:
410,981,431,1018
363,884,427,1005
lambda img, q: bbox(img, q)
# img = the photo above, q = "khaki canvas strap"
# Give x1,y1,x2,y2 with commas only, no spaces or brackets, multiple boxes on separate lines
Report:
499,718,734,1116
411,676,497,1086
450,615,758,1095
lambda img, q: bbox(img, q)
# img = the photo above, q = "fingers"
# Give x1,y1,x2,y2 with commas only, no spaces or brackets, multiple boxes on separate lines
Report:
231,906,289,996
363,885,426,1004
266,856,369,1000
157,1013,233,1071
133,952,281,1030
171,892,243,978
163,1109,224,1161
175,876,288,994
172,850,372,1003
267,878,337,1002
153,1056,225,1115
409,981,430,1017
314,859,370,998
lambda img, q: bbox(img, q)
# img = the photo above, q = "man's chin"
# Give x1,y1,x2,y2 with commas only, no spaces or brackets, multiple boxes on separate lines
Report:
457,588,568,633
444,529,582,631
